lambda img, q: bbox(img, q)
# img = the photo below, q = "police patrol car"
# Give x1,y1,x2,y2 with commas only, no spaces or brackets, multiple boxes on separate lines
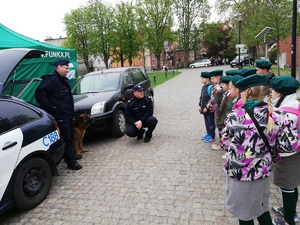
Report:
0,95,64,214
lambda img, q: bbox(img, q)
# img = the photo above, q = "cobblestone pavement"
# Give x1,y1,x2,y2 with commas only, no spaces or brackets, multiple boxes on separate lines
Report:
0,65,294,225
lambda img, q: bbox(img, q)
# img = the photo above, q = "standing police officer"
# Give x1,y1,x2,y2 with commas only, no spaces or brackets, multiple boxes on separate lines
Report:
125,85,158,143
35,59,82,170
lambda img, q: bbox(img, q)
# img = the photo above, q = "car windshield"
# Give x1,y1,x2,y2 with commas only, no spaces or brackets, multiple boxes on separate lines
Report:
72,72,120,94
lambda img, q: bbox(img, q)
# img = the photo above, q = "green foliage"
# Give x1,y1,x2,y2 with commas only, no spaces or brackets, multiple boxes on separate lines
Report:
200,22,233,57
111,2,142,67
135,0,174,69
269,48,277,64
173,0,211,68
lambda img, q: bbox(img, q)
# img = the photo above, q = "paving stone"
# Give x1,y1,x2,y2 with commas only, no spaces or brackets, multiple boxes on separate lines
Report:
1,66,298,225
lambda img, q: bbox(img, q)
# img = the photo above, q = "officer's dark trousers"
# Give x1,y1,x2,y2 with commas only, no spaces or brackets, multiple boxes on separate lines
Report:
126,116,158,137
204,112,215,138
57,119,77,166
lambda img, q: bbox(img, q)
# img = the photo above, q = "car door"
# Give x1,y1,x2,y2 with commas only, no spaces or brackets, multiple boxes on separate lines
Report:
122,69,135,102
0,119,23,202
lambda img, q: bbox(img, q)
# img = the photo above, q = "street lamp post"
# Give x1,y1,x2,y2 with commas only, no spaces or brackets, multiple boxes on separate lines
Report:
291,0,298,78
238,16,242,69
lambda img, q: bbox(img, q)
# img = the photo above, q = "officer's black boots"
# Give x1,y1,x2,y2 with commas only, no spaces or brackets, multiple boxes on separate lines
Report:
144,131,152,143
137,129,145,139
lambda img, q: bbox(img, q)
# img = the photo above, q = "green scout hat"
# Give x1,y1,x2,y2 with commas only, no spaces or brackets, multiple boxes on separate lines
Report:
209,69,223,77
230,75,244,86
238,68,257,77
256,60,272,70
235,74,269,92
201,71,210,79
221,76,232,84
270,76,300,96
225,70,238,76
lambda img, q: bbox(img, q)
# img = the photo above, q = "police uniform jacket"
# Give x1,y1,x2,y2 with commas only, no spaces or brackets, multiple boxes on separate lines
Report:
35,71,74,120
126,96,153,125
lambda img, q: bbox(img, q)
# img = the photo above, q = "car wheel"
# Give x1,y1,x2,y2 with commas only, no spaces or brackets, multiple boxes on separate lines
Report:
111,110,126,137
191,65,195,68
12,158,52,210
230,65,234,68
205,64,208,67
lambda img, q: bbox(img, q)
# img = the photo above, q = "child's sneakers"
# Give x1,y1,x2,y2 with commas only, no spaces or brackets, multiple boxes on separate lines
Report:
272,206,298,223
204,135,215,143
201,134,209,140
212,143,222,150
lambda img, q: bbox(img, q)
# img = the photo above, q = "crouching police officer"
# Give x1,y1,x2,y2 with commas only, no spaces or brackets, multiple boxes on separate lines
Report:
125,85,158,143
35,59,82,170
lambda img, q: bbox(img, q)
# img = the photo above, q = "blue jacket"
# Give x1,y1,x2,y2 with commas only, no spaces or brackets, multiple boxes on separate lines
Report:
35,71,74,120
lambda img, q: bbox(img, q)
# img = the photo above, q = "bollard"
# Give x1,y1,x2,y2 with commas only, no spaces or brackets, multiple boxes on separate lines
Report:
173,69,174,75
165,72,167,78
154,76,156,84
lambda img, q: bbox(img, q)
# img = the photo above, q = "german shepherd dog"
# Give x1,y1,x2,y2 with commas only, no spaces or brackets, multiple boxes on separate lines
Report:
72,113,94,158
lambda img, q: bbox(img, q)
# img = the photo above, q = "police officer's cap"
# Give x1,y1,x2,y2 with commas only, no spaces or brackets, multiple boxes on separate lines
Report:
256,60,272,70
54,59,70,67
221,76,232,84
235,74,269,92
209,69,223,77
238,68,257,77
200,71,210,79
132,85,144,92
270,76,300,96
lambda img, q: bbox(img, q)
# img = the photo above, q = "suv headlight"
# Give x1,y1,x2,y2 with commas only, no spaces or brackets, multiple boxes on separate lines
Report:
91,101,105,115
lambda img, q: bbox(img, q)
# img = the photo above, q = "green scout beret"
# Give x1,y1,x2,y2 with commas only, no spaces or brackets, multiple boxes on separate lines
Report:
235,74,270,92
230,75,244,86
238,68,257,77
256,60,272,70
270,76,300,95
200,71,210,79
225,70,238,76
221,76,232,84
209,69,223,77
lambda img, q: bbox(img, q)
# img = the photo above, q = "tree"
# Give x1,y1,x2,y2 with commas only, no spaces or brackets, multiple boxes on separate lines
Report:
173,0,211,68
135,0,174,70
87,0,114,69
111,1,142,67
63,6,91,72
200,22,233,58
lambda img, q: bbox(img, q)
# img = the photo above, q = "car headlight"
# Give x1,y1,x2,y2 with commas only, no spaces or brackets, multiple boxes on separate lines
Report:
91,101,105,115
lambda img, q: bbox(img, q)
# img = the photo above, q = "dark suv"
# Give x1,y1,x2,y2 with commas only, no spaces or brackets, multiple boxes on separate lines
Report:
230,54,254,68
72,67,154,137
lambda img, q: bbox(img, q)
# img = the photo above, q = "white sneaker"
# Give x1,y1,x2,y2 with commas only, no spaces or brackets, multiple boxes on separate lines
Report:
212,143,222,150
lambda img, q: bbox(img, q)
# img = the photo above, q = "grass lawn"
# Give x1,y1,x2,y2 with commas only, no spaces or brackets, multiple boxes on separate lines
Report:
146,70,181,88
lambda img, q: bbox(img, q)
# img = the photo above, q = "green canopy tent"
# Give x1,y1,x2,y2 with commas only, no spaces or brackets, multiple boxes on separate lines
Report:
0,23,77,105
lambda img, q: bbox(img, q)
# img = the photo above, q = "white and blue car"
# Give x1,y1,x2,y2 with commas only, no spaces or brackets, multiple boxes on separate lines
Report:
0,95,64,214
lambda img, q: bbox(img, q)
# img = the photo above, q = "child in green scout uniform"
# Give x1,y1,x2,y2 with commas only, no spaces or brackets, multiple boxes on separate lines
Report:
205,69,224,143
256,60,275,80
212,75,235,150
199,71,215,142
271,76,300,225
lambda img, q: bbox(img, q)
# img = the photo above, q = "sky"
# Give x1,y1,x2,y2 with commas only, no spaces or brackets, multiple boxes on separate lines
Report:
0,0,216,42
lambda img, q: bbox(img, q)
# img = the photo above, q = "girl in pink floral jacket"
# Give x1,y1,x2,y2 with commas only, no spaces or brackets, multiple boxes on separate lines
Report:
220,74,300,225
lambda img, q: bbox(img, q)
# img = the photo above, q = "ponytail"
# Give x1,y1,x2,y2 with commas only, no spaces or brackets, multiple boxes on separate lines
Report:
267,88,275,133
